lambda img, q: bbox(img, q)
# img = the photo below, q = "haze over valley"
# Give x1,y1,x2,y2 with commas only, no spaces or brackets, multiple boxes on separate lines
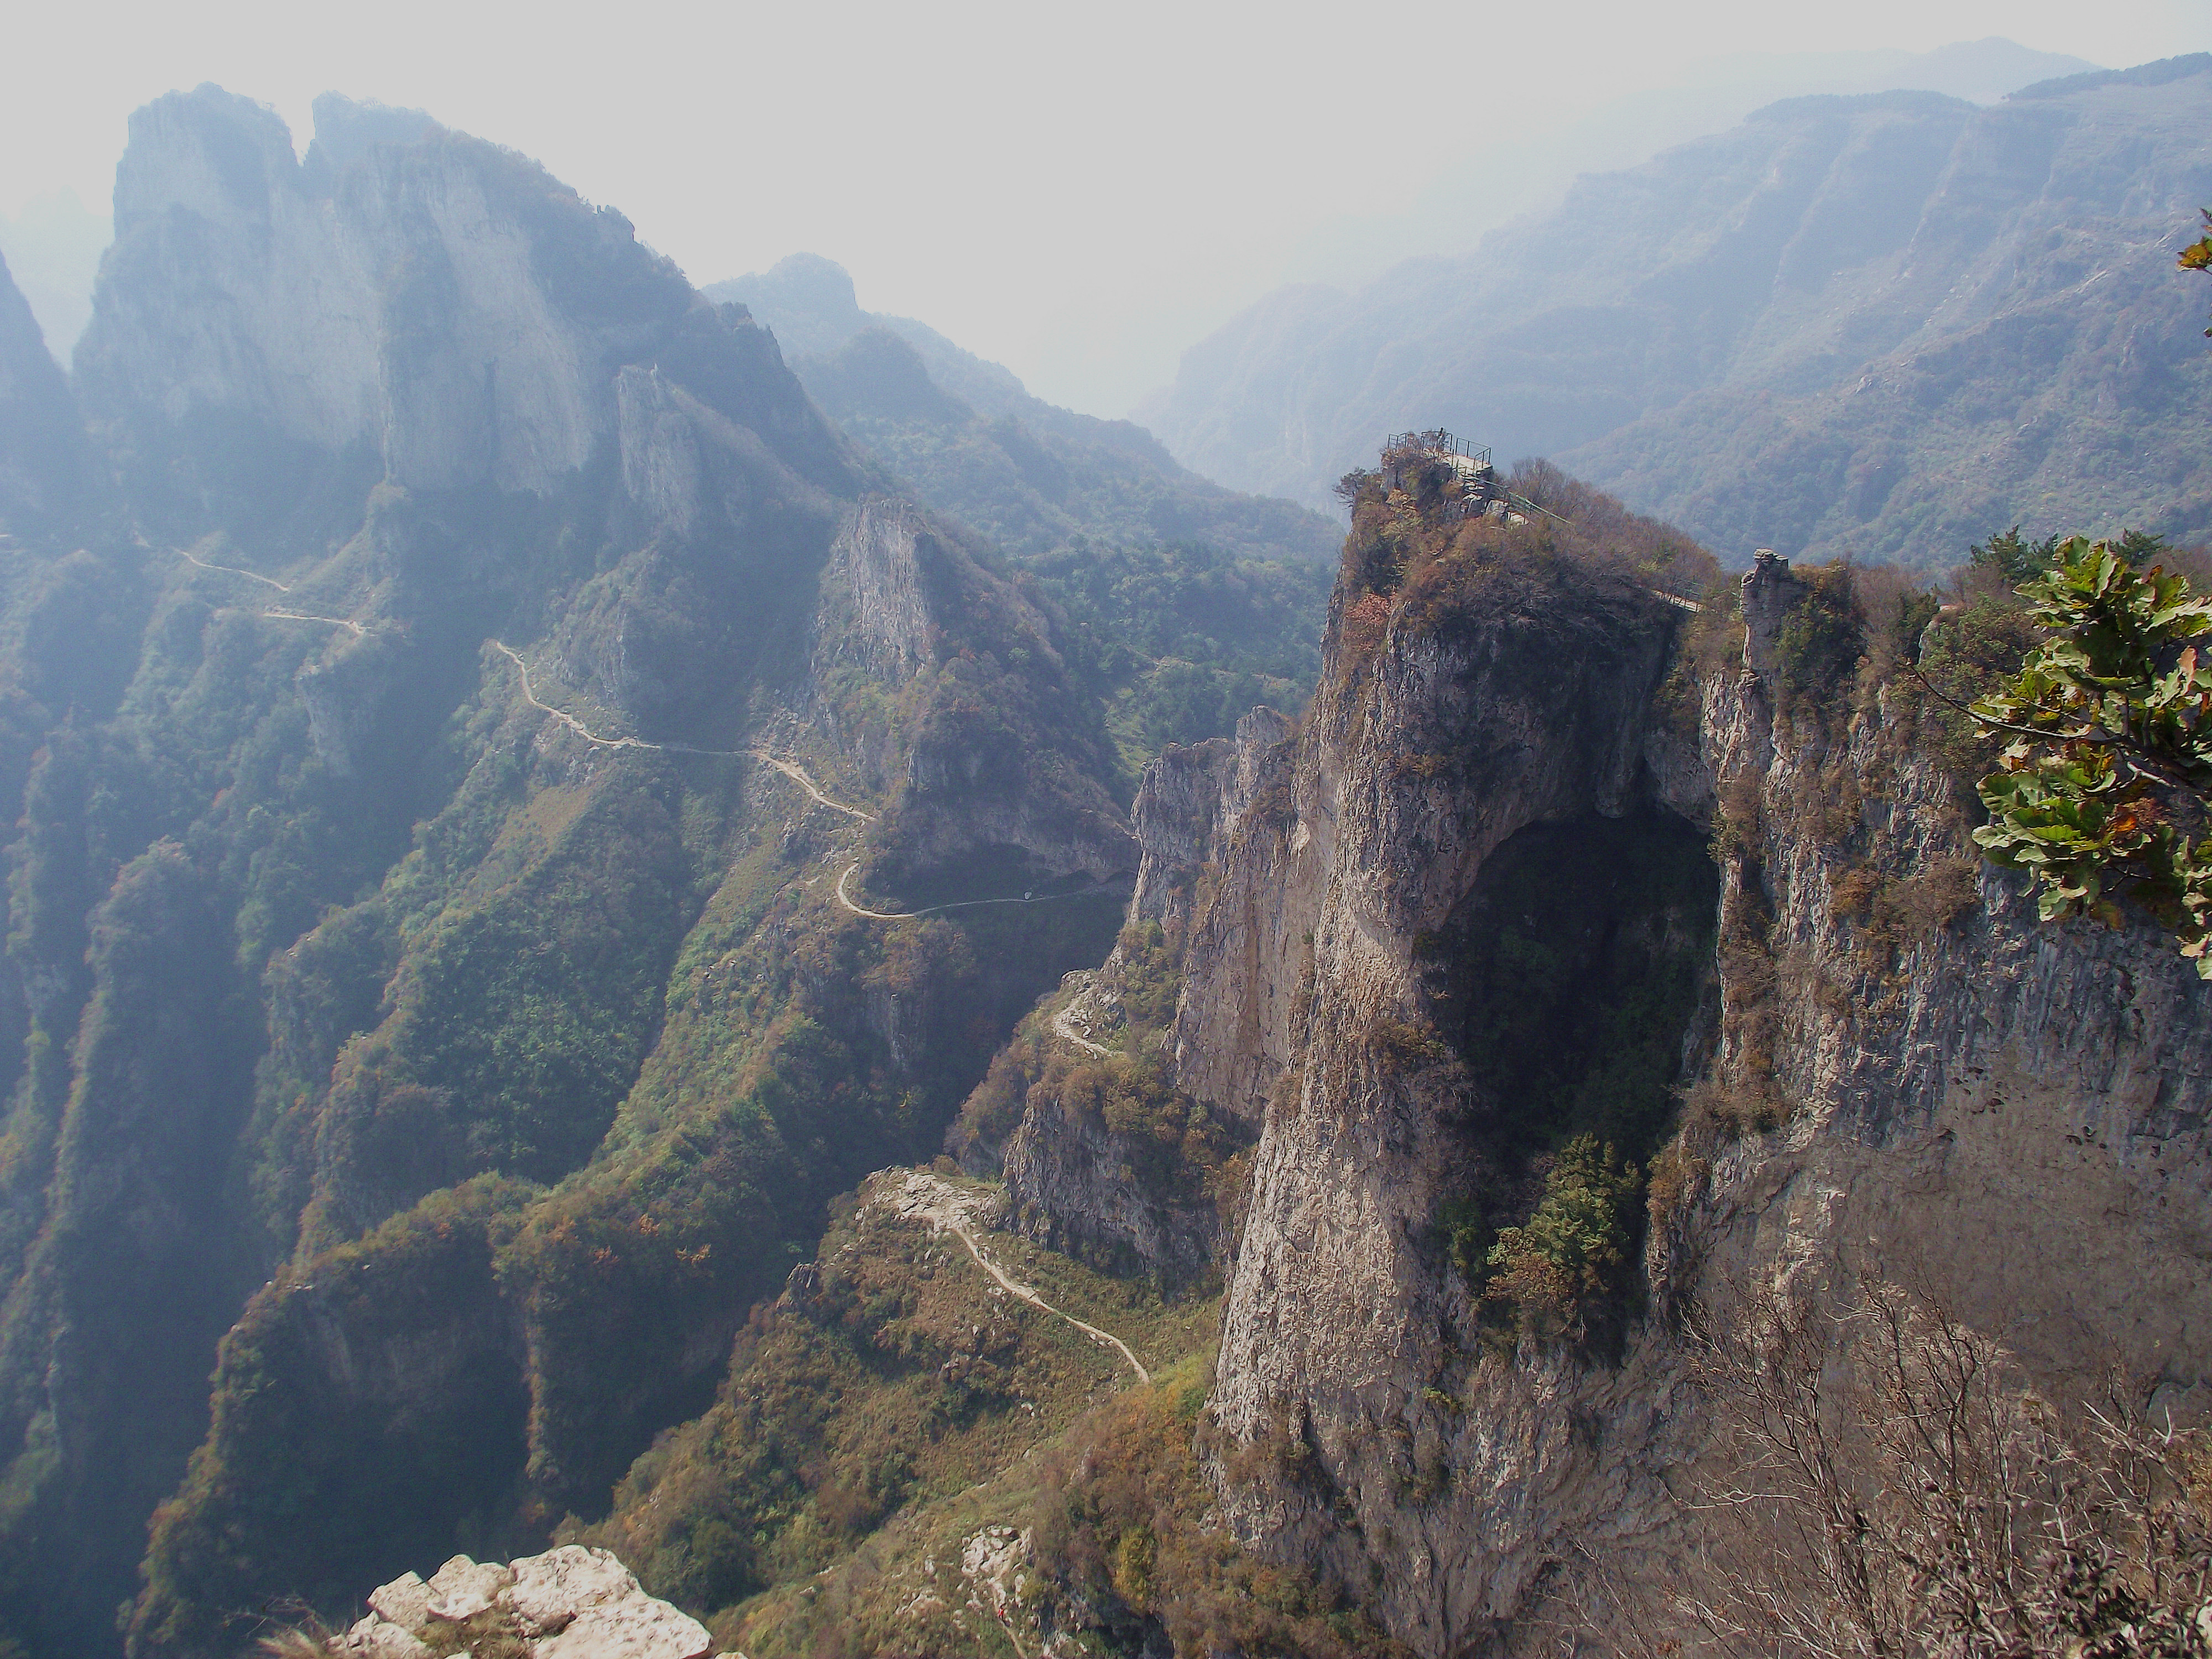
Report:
3,6,2212,1658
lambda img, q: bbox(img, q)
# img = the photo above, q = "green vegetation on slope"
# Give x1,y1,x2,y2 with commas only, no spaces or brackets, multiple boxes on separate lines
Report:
1015,540,1329,780
584,1168,1390,1659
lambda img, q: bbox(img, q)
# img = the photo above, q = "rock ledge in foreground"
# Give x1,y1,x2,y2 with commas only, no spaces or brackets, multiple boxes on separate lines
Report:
322,1545,723,1659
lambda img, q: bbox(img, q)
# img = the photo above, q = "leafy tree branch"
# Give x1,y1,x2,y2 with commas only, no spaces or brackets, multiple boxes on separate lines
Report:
1965,538,2212,974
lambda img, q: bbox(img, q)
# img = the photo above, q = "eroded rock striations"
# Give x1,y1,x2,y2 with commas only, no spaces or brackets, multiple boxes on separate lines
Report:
987,479,2212,1653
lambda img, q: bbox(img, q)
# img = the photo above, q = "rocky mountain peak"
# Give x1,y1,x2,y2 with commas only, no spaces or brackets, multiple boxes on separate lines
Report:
712,253,866,358
302,92,439,177
80,84,853,536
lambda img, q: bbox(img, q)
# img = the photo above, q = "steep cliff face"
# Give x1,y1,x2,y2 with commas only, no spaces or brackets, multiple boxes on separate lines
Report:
810,499,1138,880
0,249,93,534
968,709,1292,1282
81,87,848,540
1677,586,2212,1399
1176,539,1706,1650
0,85,1144,1659
1035,481,2212,1654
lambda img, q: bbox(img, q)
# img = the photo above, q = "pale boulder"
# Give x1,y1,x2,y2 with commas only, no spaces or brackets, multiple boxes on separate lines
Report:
346,1546,712,1659
424,1554,514,1621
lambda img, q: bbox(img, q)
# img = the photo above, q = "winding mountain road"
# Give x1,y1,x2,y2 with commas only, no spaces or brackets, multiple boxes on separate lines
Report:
490,641,666,752
488,644,884,836
756,754,873,821
832,861,1129,931
176,545,290,591
169,544,367,635
886,1171,1150,1385
263,608,364,635
489,642,1124,1046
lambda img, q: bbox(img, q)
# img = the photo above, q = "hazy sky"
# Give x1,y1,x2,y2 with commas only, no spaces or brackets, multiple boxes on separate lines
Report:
3,0,2208,415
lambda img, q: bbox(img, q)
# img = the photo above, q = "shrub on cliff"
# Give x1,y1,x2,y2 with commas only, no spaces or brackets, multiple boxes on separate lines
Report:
1475,1135,1642,1345
1330,452,1723,680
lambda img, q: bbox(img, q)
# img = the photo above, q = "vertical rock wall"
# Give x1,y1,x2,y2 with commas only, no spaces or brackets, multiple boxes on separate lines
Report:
1053,543,2212,1655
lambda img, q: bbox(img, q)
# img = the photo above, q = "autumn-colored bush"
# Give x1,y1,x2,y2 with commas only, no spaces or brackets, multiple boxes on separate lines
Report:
1475,1136,1644,1344
1029,1362,1406,1658
1688,1276,2212,1659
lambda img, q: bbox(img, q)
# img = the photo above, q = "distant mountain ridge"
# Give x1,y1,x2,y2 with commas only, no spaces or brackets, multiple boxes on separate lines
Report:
706,256,1336,562
1141,54,2212,570
0,85,1151,1658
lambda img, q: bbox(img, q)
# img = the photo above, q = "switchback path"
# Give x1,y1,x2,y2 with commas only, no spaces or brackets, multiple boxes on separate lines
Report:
834,862,1128,926
168,542,372,634
489,643,879,826
487,643,1131,937
886,1171,1150,1385
492,640,665,752
264,608,364,635
755,753,873,821
176,545,291,591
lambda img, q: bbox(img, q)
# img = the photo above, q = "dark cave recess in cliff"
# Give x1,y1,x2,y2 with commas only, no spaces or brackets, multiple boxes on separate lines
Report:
1417,808,1718,1173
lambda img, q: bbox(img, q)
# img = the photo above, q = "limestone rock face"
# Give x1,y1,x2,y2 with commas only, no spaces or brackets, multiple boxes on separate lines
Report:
985,709,1293,1279
808,499,1138,882
89,87,635,495
77,85,854,552
820,499,941,682
999,1066,1230,1282
335,1547,717,1659
1127,706,1295,933
1062,545,2212,1656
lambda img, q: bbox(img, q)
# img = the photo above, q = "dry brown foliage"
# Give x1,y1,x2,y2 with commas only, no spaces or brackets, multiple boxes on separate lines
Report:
1683,1277,2212,1659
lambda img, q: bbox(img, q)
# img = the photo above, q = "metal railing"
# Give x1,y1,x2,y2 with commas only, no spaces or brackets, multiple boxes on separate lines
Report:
1377,430,1712,612
1385,430,1492,471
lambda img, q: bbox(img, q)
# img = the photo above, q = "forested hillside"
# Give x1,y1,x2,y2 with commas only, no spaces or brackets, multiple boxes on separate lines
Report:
1140,55,2212,569
712,254,1336,768
0,86,1172,1658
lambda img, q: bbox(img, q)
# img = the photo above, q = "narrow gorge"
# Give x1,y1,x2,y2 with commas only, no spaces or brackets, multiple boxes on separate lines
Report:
0,66,2204,1659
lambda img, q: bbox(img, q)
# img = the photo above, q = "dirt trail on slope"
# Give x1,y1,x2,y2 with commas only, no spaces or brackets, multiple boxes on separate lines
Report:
168,545,367,635
263,608,364,635
488,643,878,826
487,647,1123,1061
491,641,666,752
175,545,291,591
833,862,1127,929
1051,1006,1110,1058
884,1171,1150,1385
755,754,873,820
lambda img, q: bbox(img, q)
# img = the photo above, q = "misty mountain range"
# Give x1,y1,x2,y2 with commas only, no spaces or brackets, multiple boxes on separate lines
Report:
707,256,1336,562
1,34,2212,1659
1141,53,2212,570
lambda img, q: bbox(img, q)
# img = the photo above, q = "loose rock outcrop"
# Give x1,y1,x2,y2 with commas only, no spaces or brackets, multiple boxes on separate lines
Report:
326,1547,718,1659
